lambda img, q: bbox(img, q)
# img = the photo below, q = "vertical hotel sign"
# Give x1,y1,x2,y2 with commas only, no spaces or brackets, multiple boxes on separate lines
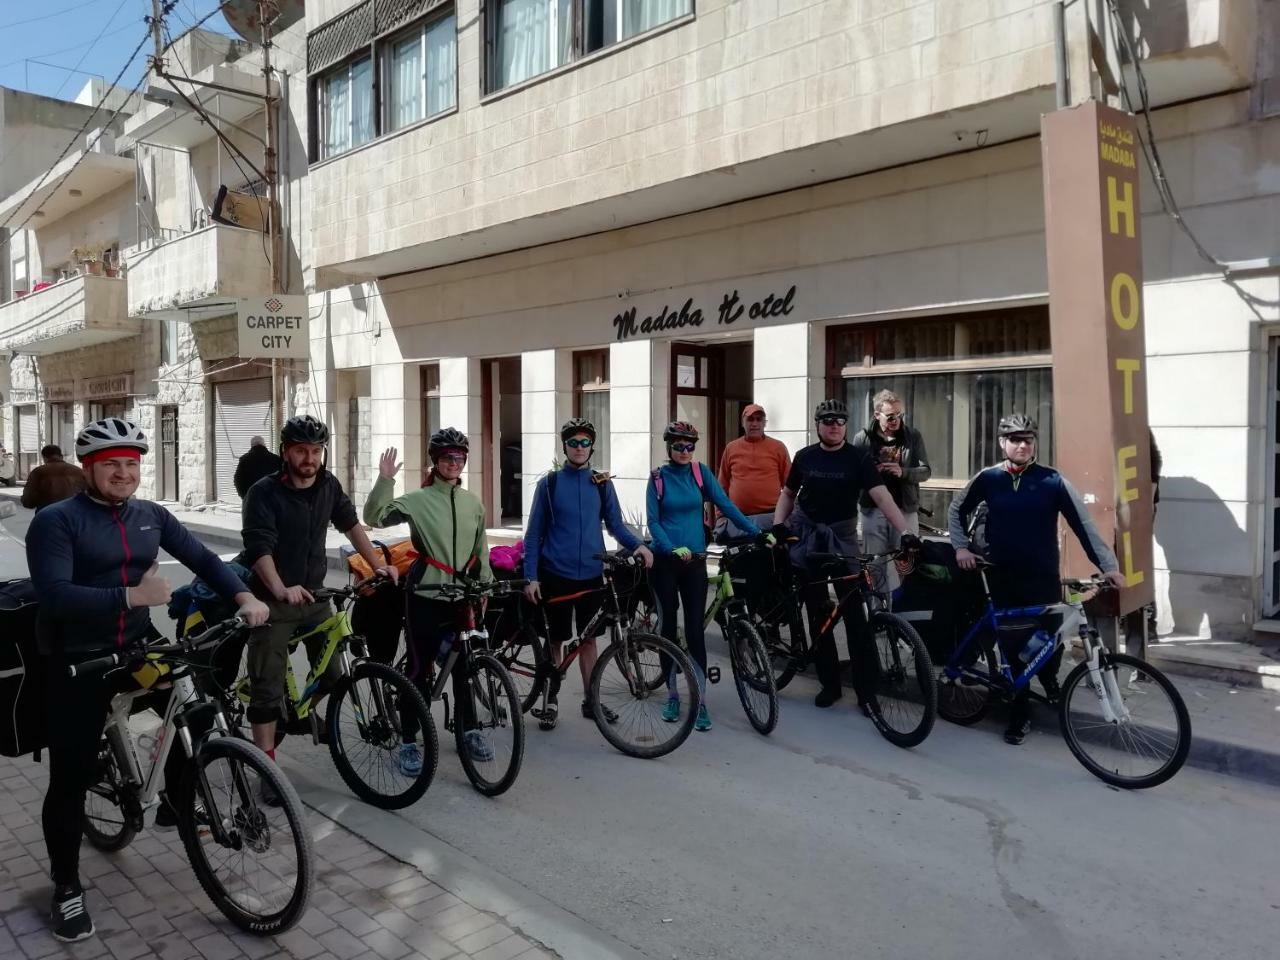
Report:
1042,101,1153,614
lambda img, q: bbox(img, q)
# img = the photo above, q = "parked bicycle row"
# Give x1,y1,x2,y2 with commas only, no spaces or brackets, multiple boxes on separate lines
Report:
0,399,1190,948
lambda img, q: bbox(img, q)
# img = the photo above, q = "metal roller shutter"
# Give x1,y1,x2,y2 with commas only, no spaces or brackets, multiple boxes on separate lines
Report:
17,406,38,480
214,379,272,501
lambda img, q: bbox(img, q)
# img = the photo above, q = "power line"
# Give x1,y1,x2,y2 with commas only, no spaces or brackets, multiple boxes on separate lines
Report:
0,0,104,31
0,20,140,74
49,0,134,102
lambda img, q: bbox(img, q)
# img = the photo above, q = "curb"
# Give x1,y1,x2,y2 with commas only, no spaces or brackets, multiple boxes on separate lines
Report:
278,756,652,960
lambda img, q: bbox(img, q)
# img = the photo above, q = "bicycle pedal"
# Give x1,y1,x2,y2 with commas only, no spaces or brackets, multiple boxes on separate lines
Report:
706,666,721,684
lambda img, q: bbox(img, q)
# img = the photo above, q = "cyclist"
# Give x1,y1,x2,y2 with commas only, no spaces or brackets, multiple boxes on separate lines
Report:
774,399,920,711
522,418,654,729
647,420,764,732
27,418,269,943
241,414,398,781
367,429,493,769
949,413,1125,744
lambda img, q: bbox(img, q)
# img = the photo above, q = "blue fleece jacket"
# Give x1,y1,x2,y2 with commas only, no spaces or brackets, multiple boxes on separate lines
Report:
646,462,760,555
523,464,642,581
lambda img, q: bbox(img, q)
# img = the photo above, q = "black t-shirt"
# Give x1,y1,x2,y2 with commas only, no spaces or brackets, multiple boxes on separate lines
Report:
785,442,883,524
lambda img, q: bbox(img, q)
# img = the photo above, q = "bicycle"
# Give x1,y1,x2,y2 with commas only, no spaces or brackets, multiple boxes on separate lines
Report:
76,617,313,935
225,576,438,810
936,568,1191,788
702,540,778,735
399,576,527,796
494,552,703,759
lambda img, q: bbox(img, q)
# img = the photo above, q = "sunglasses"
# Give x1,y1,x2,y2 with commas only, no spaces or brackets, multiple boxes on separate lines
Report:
878,413,903,423
437,453,467,464
564,437,594,449
1003,434,1036,445
818,416,848,427
670,442,697,453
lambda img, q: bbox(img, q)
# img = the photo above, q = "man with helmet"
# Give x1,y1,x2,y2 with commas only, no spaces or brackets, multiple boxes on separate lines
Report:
27,418,269,942
774,398,921,711
950,413,1125,744
522,418,653,729
241,414,398,774
367,428,495,768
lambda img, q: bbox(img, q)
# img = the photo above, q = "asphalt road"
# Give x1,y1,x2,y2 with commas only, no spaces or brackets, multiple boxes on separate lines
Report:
3,501,1278,960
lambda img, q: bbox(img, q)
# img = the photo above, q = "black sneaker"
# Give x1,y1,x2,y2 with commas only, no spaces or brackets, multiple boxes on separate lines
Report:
814,687,843,708
534,697,558,731
259,777,284,808
51,885,94,943
1004,719,1032,745
155,797,208,831
582,699,618,724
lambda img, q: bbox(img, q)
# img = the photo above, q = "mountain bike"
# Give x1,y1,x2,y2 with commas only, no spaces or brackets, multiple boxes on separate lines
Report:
494,552,702,759
225,577,438,810
400,577,526,796
937,569,1191,788
76,617,313,935
702,540,778,734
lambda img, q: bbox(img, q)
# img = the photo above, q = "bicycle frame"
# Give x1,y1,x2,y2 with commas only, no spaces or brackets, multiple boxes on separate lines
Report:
230,607,357,723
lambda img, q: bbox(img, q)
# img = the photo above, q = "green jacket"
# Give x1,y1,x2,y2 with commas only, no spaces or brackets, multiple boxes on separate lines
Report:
363,474,492,595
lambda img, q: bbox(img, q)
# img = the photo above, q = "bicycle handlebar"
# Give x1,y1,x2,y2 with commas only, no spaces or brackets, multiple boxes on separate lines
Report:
313,573,391,602
67,615,249,678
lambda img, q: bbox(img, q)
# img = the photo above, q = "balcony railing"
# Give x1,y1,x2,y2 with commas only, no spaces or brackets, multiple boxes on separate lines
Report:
0,275,137,355
124,223,273,323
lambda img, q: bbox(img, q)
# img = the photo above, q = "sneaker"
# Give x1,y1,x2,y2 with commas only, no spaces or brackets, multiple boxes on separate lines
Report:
259,777,284,808
814,687,843,709
1004,719,1032,745
583,699,618,724
397,743,424,776
661,697,680,723
462,730,495,763
51,885,94,943
537,698,558,732
155,797,208,831
694,704,712,732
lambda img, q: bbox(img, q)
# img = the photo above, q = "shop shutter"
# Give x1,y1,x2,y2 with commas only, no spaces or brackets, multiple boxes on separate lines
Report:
17,407,37,452
214,379,272,501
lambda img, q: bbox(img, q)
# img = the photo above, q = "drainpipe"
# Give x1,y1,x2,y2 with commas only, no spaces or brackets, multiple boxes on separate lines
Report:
1053,1,1070,108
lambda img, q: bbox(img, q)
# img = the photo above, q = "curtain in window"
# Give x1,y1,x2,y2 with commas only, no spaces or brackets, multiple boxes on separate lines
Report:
579,392,610,471
351,57,374,147
389,34,423,130
322,69,350,157
426,15,457,115
498,0,573,88
622,0,689,39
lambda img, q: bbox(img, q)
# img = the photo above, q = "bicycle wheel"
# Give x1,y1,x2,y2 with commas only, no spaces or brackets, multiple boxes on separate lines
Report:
178,736,313,935
494,623,550,713
455,653,525,797
864,612,936,748
726,617,779,735
327,660,439,809
761,605,807,690
590,630,700,759
82,738,137,852
937,640,999,726
1059,652,1191,789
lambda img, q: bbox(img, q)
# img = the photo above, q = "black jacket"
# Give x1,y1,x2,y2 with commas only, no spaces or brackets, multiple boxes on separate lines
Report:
234,445,283,499
241,471,358,597
850,421,932,513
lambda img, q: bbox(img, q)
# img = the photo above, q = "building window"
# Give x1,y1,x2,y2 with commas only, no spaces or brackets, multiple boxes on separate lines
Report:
318,55,374,159
386,14,458,132
828,306,1053,518
421,363,441,464
489,0,691,92
573,350,609,472
161,320,181,367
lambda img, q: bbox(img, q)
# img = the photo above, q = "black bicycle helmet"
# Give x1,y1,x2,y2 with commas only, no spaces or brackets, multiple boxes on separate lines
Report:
813,398,848,421
662,420,699,443
560,417,596,442
281,414,329,447
998,413,1038,437
428,427,470,458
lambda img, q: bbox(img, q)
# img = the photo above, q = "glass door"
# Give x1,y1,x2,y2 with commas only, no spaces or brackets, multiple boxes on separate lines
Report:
1266,339,1280,615
671,343,719,470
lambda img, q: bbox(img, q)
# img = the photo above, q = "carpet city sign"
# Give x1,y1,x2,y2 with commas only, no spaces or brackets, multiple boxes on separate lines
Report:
237,294,309,359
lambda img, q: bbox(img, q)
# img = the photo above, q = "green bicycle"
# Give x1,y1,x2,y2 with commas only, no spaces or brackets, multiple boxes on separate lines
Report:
703,540,779,735
227,577,439,810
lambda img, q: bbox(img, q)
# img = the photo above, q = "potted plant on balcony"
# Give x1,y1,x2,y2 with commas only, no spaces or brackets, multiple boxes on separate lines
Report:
72,244,105,277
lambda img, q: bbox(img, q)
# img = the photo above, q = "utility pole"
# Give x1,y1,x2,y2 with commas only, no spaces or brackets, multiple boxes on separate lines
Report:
149,0,166,73
260,0,285,437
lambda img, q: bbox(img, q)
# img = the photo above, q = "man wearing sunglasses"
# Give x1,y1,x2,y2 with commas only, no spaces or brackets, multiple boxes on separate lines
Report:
523,418,653,729
950,413,1125,745
775,398,920,710
851,389,931,592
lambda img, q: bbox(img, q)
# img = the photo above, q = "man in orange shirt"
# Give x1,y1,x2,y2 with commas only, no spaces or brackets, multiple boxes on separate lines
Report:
715,404,791,539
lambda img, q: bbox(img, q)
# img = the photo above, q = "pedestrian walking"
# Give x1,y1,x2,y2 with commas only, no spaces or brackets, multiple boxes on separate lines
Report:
715,403,790,539
20,445,86,511
234,435,283,499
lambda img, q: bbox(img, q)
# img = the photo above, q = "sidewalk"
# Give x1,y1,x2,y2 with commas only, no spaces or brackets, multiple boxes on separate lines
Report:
0,752,556,960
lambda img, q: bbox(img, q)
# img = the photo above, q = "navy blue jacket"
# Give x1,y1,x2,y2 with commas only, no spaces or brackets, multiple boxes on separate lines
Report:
524,465,642,581
27,493,249,657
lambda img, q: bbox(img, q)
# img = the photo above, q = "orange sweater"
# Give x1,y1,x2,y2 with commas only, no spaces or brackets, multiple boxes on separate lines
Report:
717,435,791,516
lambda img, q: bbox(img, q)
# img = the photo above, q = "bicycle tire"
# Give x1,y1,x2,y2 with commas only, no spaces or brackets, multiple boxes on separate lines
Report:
726,617,779,735
82,739,137,852
178,736,313,935
494,623,550,713
326,660,439,809
864,612,936,748
455,653,525,797
590,630,700,759
1059,652,1191,789
937,641,999,726
764,605,808,690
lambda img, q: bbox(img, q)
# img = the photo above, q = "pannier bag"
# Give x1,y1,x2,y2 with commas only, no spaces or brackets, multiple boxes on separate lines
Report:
0,579,43,758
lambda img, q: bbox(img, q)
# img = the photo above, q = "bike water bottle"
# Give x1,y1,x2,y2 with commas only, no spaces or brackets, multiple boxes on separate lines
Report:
435,632,456,667
1019,630,1050,665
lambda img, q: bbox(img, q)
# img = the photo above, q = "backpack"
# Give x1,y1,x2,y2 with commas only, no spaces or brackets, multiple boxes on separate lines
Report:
545,468,612,515
0,579,44,759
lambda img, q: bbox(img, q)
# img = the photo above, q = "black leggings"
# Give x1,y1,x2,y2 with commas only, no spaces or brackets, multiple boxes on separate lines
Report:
652,555,709,694
402,593,475,740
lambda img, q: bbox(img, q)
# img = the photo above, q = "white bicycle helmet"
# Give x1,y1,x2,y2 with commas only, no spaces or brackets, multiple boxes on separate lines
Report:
75,418,149,461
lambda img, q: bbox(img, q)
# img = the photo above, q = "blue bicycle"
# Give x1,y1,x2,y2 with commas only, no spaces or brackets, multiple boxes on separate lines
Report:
936,568,1190,789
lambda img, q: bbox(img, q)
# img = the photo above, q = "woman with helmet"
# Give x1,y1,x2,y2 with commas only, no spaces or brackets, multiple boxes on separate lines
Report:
27,418,270,943
647,420,764,732
522,418,653,730
367,428,495,767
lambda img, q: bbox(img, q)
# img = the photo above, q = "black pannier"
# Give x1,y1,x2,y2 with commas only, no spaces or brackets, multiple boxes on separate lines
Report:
0,579,44,758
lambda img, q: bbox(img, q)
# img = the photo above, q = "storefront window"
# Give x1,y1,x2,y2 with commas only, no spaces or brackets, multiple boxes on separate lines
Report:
574,350,610,472
831,307,1053,518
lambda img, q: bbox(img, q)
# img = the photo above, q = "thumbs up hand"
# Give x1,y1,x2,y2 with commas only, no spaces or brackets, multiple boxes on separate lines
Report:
128,563,172,608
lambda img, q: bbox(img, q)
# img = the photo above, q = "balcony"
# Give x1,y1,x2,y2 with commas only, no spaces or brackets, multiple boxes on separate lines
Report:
120,63,277,151
0,275,137,355
124,224,273,323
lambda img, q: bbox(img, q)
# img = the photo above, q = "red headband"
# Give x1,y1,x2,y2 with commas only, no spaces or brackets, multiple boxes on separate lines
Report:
82,446,144,467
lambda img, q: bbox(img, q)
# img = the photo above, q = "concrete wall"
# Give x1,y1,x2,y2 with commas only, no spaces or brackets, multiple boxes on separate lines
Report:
0,88,106,198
